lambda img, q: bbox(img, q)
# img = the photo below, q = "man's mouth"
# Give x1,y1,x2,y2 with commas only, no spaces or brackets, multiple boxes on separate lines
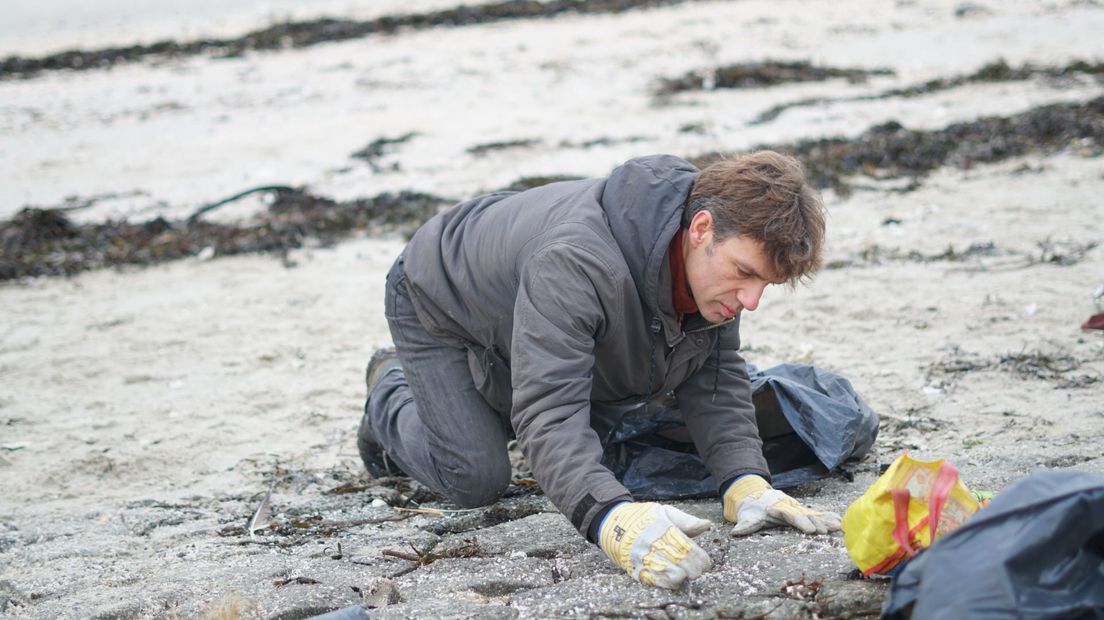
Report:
720,303,738,318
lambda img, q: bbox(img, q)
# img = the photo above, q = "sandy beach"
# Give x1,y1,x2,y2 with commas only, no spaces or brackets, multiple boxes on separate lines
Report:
2,1,1102,618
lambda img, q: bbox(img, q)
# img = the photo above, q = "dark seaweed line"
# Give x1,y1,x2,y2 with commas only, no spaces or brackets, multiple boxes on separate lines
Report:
693,94,1104,196
750,59,1104,125
0,0,703,81
654,60,895,97
927,347,1098,387
0,189,448,281
4,96,1103,282
824,239,1099,271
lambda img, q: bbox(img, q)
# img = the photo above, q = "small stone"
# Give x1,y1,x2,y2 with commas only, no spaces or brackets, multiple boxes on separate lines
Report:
816,580,889,618
363,578,399,609
954,2,991,18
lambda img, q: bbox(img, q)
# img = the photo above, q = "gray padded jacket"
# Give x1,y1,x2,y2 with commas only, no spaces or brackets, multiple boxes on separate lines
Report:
402,155,770,539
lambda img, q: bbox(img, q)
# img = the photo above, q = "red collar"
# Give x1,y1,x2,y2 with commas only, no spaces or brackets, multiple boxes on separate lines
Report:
668,229,698,315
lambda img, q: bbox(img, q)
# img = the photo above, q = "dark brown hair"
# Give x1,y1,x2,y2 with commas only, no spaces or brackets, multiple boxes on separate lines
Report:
683,151,826,285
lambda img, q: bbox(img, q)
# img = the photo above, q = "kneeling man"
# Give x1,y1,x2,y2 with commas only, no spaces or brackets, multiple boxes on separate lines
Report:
359,152,839,588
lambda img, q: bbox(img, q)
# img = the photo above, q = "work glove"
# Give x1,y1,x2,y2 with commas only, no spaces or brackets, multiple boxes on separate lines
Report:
723,474,841,536
598,502,713,589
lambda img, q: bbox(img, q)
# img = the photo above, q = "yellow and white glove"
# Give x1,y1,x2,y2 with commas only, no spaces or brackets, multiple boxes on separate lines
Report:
723,475,841,536
598,502,713,589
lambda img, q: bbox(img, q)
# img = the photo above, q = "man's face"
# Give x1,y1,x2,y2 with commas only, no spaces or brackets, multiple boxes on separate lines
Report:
682,211,778,323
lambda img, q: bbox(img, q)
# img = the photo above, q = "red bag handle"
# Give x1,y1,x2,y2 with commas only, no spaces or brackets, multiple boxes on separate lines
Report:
928,462,959,542
891,462,959,559
891,487,918,557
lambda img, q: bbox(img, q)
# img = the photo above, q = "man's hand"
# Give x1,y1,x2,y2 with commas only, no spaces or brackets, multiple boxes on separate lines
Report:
598,502,713,589
723,475,841,536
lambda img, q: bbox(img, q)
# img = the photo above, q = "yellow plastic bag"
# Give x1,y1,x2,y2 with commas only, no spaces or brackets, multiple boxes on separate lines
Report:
842,451,981,576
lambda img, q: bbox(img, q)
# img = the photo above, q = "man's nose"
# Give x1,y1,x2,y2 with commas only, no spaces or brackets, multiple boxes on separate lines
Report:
737,282,767,312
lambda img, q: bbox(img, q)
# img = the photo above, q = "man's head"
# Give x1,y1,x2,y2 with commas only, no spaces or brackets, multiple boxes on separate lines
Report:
680,151,825,322
684,151,825,283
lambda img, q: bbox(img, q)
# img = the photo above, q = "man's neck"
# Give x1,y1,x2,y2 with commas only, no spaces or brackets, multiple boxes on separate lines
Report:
668,227,698,316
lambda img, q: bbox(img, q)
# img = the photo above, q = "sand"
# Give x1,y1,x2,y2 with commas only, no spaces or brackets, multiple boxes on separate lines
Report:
1,0,1102,618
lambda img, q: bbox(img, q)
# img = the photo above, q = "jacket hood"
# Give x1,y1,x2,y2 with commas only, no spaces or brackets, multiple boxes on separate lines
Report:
600,155,699,320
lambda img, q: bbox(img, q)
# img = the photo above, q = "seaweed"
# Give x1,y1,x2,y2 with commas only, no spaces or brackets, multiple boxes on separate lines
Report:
0,0,703,81
496,175,584,192
695,95,1104,197
467,138,541,157
6,96,1104,281
655,60,894,96
0,187,447,281
926,346,1099,388
350,132,417,172
750,59,1104,125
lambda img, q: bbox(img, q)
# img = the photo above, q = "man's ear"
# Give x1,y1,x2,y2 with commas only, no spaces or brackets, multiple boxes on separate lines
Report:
688,210,713,246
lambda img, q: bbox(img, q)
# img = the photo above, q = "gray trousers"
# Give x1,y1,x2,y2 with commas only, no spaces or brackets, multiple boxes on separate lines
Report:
364,256,513,508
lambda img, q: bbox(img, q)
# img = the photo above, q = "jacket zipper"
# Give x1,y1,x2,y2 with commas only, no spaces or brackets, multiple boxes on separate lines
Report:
649,313,735,397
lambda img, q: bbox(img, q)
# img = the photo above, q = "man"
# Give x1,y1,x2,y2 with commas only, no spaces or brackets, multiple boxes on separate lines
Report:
359,152,839,589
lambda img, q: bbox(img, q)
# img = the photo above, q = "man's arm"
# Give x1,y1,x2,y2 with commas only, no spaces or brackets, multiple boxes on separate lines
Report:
510,243,632,537
674,318,771,486
675,320,840,537
511,243,716,587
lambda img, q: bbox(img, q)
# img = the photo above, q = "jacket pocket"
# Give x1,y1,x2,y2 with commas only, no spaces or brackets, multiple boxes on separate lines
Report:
468,345,513,414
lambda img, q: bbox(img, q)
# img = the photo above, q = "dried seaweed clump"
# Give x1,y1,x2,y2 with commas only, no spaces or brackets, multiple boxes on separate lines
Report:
0,188,447,280
927,346,1098,388
655,61,893,96
693,95,1104,195
751,59,1104,125
0,0,698,80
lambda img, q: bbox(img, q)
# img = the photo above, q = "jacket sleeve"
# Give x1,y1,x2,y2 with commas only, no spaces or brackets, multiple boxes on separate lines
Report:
674,318,771,490
510,242,634,539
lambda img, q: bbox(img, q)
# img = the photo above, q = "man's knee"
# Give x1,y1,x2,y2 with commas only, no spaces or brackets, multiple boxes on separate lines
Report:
439,456,511,508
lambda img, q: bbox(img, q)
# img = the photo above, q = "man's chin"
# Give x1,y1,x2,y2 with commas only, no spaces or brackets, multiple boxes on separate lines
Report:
707,308,740,323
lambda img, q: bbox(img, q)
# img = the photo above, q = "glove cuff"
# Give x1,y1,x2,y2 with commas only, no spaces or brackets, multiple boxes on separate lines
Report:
598,502,654,572
723,474,771,522
726,474,770,501
588,500,628,545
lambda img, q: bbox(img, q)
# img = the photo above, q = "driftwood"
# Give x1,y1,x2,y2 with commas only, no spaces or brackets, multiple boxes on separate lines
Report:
187,185,297,224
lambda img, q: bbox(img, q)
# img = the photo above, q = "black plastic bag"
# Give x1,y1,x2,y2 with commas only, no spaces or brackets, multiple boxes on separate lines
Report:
595,363,879,499
882,469,1104,620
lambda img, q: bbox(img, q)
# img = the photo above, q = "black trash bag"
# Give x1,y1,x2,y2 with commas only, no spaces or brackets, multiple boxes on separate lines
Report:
595,363,879,499
753,363,879,488
882,469,1104,620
